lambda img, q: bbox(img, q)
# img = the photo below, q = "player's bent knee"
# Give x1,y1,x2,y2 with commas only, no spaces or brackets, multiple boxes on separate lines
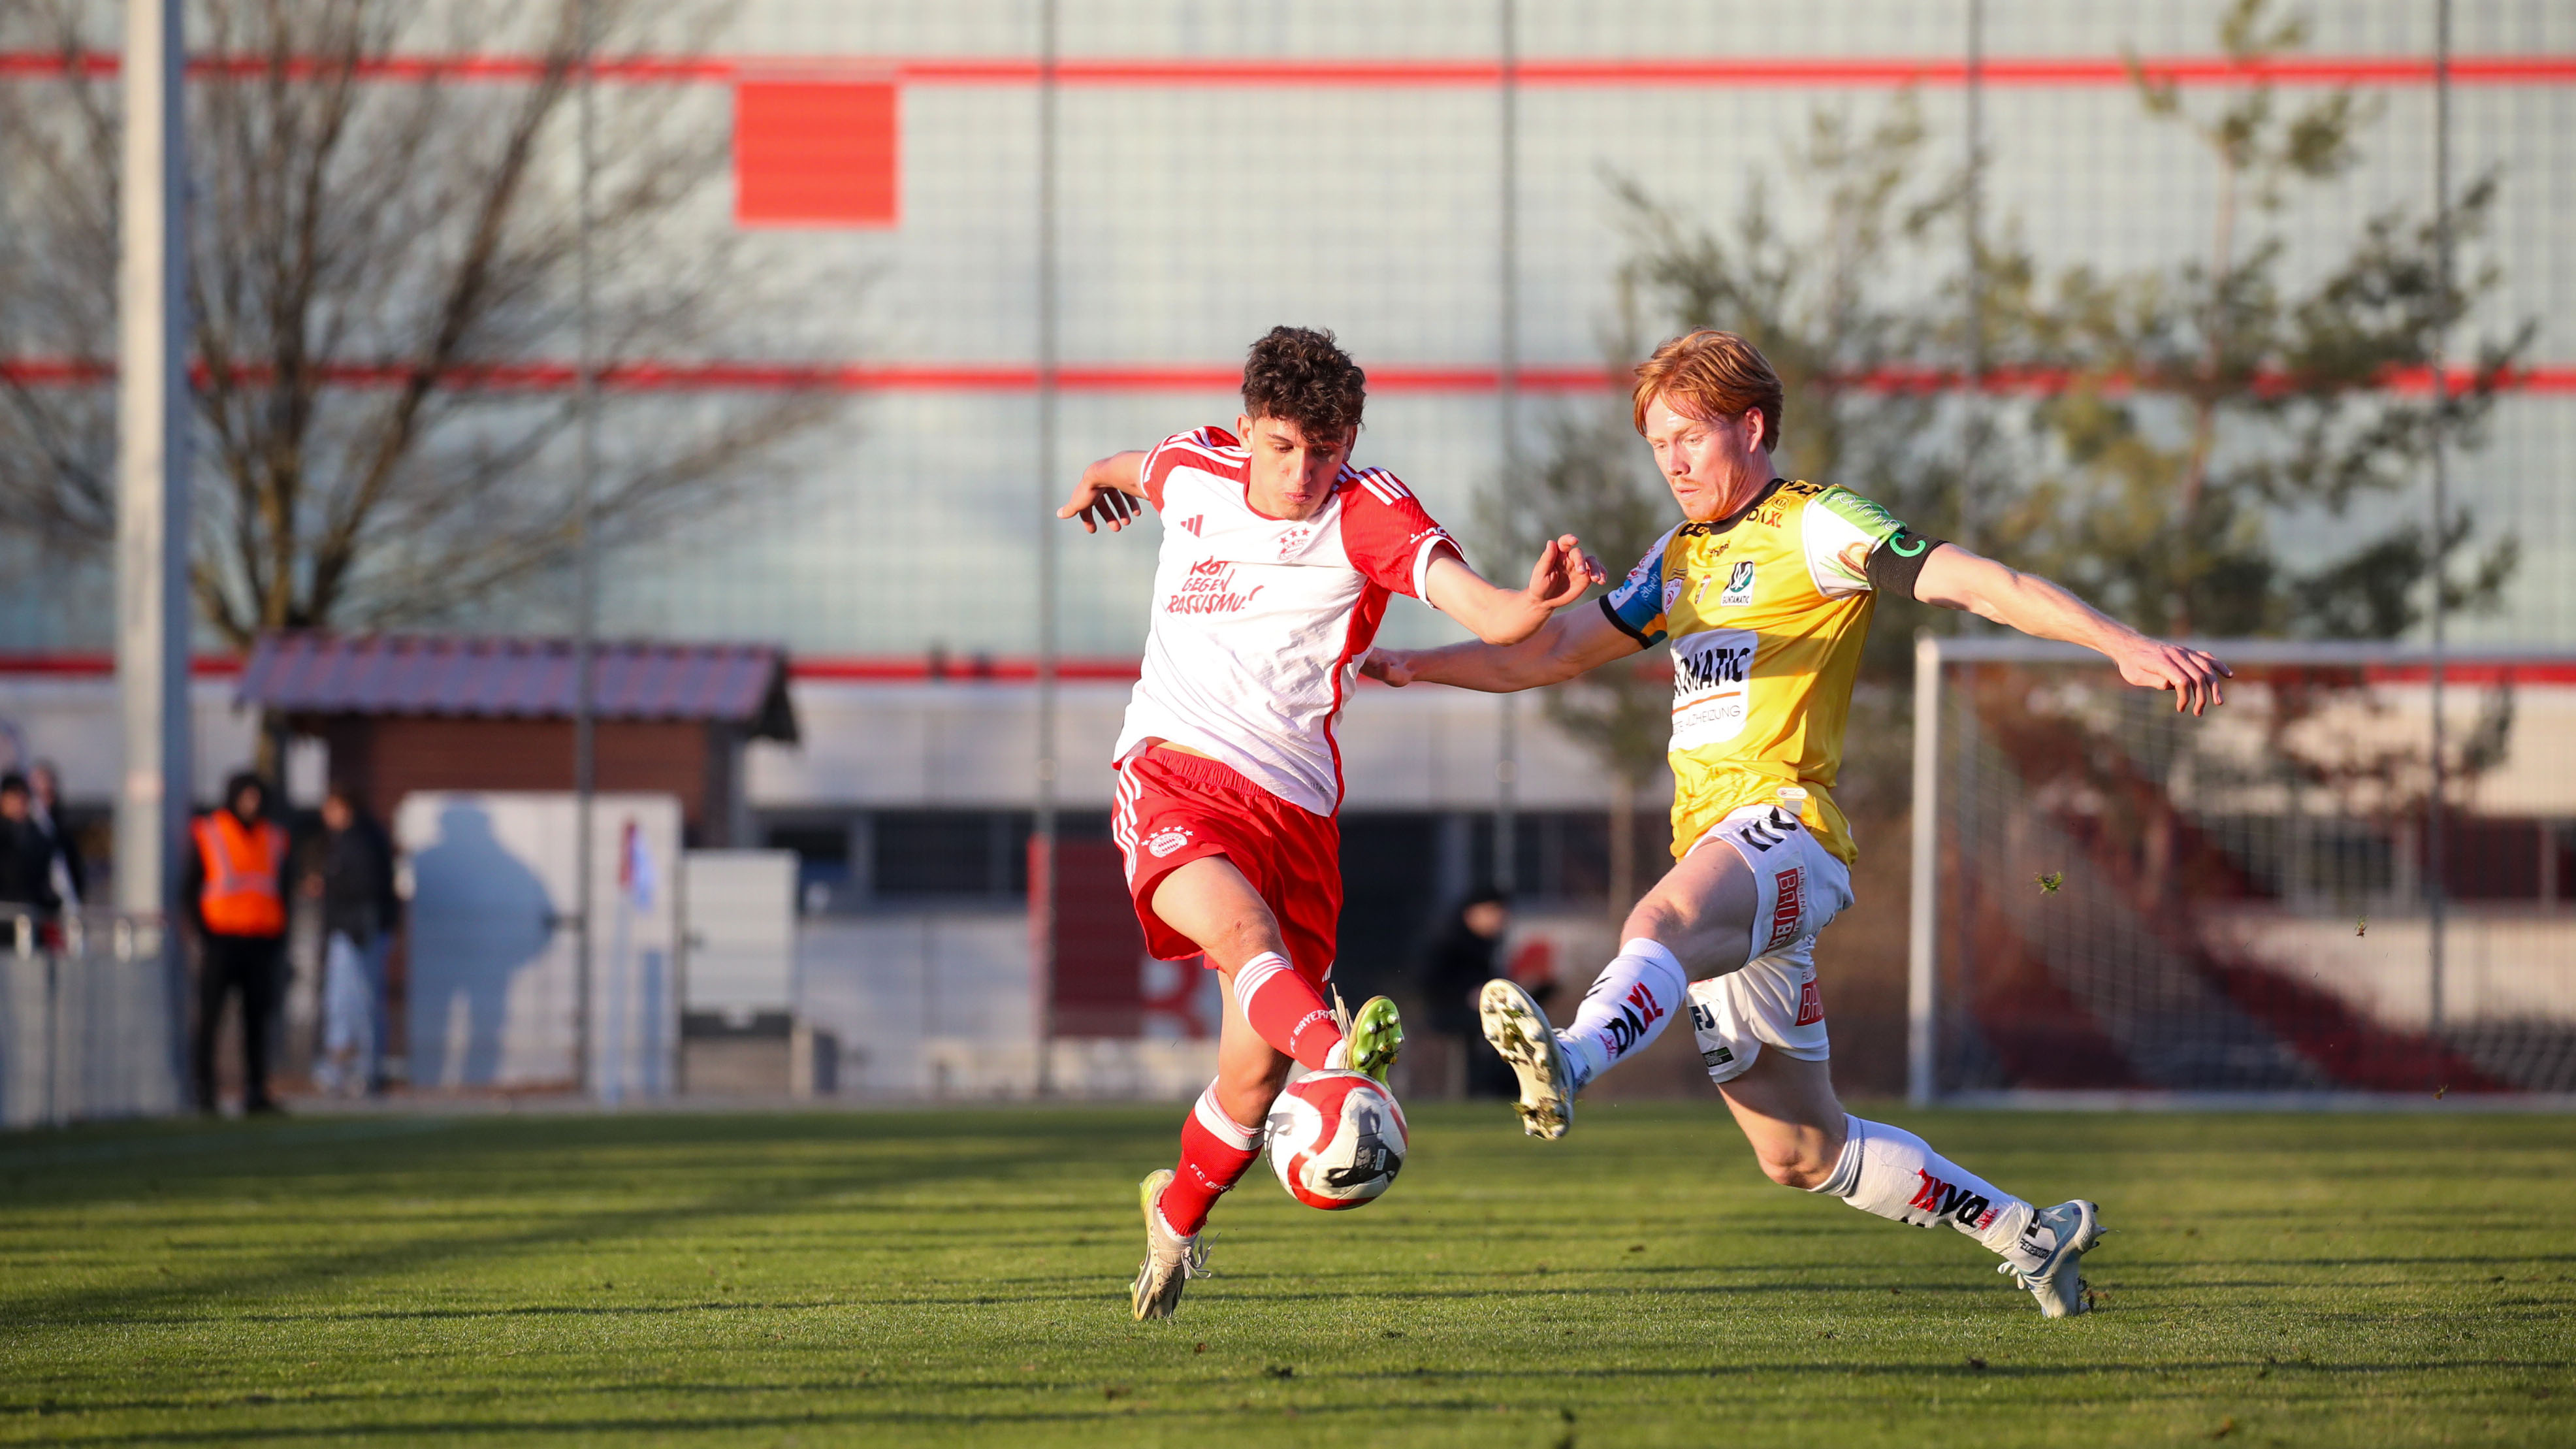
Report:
1211,919,1283,968
1758,1151,1834,1191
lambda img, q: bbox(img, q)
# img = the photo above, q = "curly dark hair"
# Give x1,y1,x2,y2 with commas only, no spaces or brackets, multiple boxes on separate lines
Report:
1240,326,1366,442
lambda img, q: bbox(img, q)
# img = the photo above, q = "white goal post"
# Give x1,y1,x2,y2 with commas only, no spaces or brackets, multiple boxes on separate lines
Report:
1908,634,2576,1107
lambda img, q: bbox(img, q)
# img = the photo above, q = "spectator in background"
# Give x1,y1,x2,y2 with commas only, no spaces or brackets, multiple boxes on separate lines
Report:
1419,886,1517,1098
305,785,398,1098
27,761,83,912
0,772,63,924
184,772,290,1115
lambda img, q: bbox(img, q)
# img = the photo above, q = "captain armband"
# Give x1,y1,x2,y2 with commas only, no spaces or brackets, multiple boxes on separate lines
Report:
1864,528,1948,601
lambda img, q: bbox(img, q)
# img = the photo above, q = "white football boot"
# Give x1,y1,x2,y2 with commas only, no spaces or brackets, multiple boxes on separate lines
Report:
1479,977,1575,1141
1130,1169,1208,1321
1999,1199,2104,1318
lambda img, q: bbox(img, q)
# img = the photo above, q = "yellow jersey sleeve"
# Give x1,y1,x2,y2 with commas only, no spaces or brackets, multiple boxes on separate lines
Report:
1598,523,1684,647
1801,485,1911,599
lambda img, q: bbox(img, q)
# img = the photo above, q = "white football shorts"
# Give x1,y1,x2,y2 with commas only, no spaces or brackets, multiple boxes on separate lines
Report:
1682,802,1856,1085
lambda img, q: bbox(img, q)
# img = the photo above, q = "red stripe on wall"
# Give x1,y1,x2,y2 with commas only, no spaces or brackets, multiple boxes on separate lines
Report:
7,357,2576,397
0,653,242,677
0,651,1146,683
8,653,2564,687
3,50,2572,89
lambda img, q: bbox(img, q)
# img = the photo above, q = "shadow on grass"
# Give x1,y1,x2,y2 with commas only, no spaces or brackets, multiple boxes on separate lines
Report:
0,1112,1178,1330
24,1354,2576,1445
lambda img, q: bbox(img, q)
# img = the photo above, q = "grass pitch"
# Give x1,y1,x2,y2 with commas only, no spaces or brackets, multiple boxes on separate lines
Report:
1,1103,2569,1446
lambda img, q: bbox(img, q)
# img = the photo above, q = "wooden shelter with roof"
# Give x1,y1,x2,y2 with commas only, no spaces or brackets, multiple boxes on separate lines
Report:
238,634,797,847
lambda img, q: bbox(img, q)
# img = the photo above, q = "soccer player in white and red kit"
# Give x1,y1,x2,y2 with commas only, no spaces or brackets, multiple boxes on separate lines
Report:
1059,327,1604,1319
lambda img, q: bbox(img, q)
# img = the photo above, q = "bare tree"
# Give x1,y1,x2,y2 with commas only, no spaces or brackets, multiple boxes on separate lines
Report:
1500,1,2533,910
0,0,834,647
1982,0,2528,639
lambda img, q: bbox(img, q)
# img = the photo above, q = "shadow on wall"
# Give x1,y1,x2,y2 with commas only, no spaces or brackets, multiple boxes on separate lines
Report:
409,802,555,1088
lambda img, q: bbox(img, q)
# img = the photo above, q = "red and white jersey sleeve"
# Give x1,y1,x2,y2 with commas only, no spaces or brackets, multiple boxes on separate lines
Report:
1114,427,1462,817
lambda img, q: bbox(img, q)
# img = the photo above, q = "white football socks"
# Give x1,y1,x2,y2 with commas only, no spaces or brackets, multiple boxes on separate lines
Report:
1557,938,1689,1092
1813,1115,2040,1265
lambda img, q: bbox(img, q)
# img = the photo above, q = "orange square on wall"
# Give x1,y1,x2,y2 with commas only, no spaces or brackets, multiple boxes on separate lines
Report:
734,81,900,227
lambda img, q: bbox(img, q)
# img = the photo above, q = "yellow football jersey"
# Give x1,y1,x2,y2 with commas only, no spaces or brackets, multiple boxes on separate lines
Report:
1598,478,1930,864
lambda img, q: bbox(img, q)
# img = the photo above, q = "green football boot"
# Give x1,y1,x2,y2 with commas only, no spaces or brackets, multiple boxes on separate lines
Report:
1344,994,1405,1083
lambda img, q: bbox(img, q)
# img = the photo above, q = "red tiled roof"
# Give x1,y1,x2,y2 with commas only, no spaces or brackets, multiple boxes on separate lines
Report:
237,634,796,740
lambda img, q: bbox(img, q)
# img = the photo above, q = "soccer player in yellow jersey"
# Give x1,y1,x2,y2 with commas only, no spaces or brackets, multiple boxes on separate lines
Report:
1364,330,2230,1316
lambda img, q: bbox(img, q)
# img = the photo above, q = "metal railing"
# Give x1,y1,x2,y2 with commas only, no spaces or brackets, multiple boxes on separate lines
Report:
1,907,184,1128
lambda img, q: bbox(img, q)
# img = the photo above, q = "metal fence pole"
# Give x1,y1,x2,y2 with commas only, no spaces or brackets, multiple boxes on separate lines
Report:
1492,0,1520,896
116,0,193,1111
2426,0,2451,1046
1032,0,1061,1098
573,0,601,1101
1959,0,1984,551
1907,632,1942,1106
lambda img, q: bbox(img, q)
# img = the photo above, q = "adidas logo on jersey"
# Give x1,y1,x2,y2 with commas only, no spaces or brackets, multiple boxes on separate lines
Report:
1176,515,1204,536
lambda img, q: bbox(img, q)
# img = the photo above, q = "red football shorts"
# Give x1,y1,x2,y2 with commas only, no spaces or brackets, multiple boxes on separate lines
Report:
1111,744,1341,986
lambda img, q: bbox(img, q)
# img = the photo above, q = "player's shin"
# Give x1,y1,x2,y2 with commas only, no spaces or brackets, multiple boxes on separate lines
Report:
1232,952,1351,1071
1159,1081,1266,1237
1811,1115,2037,1260
1556,938,1689,1090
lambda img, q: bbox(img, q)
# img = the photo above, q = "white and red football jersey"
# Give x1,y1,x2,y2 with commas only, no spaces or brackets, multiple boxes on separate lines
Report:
1114,425,1460,816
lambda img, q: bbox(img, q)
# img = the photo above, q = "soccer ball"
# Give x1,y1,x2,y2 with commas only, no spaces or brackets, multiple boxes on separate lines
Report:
1266,1070,1408,1210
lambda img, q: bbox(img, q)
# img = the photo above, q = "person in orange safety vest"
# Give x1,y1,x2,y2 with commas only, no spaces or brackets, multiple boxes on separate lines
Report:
183,771,291,1115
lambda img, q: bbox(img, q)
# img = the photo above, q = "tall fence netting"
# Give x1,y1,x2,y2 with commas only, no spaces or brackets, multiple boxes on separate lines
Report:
1928,646,2576,1098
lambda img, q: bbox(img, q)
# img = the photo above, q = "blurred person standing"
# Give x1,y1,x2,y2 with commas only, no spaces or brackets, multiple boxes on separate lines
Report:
304,786,398,1098
0,772,63,924
184,772,290,1115
1418,886,1515,1098
27,761,84,912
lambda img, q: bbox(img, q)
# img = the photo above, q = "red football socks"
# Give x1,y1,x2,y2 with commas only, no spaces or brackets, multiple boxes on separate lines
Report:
1160,1083,1263,1237
1233,951,1344,1069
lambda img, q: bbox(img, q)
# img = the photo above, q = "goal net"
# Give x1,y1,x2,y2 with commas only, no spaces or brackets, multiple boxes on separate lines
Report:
1909,638,2576,1103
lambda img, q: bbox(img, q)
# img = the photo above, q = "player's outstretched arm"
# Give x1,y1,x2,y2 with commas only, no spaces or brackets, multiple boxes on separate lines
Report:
1364,596,1639,692
1059,451,1150,533
1419,535,1608,647
1912,544,2234,715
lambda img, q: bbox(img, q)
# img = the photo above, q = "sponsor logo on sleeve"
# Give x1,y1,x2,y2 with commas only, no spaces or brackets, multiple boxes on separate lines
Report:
1661,575,1686,613
1718,560,1757,607
1668,628,1758,749
1766,865,1807,951
1609,555,1656,612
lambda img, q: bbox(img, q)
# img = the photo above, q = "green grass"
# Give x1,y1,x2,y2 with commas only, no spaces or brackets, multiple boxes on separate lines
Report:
1,1103,2569,1446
